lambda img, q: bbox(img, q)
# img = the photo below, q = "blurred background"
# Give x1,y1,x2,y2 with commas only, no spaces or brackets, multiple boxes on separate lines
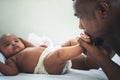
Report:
0,0,82,45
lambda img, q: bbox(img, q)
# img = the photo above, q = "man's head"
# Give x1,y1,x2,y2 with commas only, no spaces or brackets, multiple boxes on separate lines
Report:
73,0,120,46
0,34,25,59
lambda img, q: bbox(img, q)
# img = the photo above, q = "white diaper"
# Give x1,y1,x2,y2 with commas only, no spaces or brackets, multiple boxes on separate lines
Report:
34,47,72,74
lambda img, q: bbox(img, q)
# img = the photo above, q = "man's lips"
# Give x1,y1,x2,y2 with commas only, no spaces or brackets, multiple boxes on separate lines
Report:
84,32,104,46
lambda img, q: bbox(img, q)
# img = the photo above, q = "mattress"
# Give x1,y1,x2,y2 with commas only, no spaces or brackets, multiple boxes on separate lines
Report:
0,69,108,80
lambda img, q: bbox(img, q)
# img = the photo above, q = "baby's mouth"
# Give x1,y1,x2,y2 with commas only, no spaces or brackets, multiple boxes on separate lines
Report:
13,46,19,49
13,46,21,52
84,32,104,46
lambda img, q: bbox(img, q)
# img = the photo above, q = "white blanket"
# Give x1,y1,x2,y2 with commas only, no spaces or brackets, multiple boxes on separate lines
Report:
0,33,119,80
0,69,108,80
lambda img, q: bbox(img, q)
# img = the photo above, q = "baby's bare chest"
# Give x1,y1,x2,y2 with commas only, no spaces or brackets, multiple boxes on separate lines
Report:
16,47,44,72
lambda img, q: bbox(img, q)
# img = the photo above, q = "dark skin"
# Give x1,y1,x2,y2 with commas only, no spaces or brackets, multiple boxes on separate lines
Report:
0,34,45,75
73,0,120,80
0,34,114,76
0,34,85,75
61,36,100,70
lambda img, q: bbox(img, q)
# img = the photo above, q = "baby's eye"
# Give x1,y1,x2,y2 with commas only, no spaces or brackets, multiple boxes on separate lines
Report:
4,43,11,47
15,40,19,42
14,39,20,43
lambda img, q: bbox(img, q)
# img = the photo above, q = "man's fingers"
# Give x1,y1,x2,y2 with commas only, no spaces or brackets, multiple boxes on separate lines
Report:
78,38,95,52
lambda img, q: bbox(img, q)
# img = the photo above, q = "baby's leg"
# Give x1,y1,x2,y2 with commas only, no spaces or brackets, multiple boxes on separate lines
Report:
61,37,79,47
44,48,67,74
44,44,84,74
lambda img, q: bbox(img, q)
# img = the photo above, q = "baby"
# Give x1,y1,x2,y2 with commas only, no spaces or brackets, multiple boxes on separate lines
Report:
0,33,85,76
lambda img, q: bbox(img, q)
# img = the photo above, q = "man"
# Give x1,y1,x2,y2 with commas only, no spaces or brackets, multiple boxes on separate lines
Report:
72,0,120,80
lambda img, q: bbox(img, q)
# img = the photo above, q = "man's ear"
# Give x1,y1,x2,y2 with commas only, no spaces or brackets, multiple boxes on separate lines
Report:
97,1,110,18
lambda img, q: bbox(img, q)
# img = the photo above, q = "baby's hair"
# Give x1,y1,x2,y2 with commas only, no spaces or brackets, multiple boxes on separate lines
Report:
0,33,18,43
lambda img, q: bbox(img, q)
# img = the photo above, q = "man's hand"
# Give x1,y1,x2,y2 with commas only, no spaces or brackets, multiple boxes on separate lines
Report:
78,33,111,63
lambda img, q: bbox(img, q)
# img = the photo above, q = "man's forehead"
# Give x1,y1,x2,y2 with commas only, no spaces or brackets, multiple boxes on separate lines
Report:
73,1,91,17
73,0,95,7
73,0,83,16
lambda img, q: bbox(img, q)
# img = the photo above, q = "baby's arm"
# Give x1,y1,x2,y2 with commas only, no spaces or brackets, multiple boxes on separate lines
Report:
19,38,35,47
20,38,48,48
0,58,18,76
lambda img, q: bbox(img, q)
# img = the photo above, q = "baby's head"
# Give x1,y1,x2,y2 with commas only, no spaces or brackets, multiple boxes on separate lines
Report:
0,33,25,59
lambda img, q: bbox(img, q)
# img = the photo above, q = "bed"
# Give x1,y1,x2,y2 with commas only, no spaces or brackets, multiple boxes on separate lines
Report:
0,69,108,80
0,33,120,80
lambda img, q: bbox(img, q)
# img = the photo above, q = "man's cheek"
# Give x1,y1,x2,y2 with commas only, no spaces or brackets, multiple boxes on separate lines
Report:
84,32,104,46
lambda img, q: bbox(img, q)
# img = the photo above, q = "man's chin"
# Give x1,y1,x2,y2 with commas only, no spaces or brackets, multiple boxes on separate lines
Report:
84,32,104,46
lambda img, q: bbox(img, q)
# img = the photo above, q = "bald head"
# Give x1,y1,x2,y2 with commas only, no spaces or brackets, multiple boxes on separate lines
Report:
0,33,17,41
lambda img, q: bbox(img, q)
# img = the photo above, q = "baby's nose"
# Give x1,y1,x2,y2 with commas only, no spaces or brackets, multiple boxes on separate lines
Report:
11,41,16,46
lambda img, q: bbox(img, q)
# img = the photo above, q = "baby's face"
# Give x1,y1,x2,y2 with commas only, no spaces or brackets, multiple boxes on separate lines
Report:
0,34,25,58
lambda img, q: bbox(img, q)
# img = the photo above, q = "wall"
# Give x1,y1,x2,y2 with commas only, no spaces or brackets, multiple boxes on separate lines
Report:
0,0,82,45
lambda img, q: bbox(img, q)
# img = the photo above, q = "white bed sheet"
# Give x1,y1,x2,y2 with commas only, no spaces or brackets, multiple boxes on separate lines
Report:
0,33,119,80
0,69,108,80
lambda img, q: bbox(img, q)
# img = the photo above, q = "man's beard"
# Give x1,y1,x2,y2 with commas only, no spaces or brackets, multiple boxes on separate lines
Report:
85,32,104,46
